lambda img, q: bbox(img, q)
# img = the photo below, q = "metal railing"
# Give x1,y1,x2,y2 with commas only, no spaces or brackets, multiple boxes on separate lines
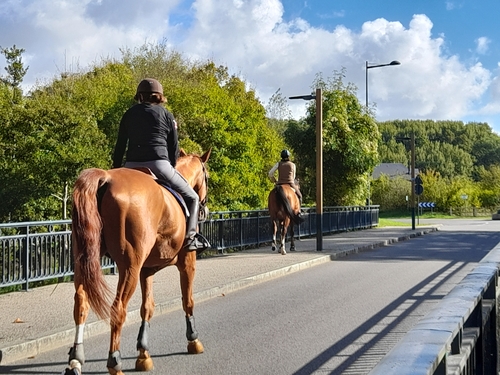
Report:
0,220,115,290
202,206,379,251
368,242,500,375
0,206,379,290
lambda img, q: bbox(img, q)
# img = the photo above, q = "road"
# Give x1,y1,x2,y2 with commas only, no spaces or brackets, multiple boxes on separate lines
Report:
3,219,500,375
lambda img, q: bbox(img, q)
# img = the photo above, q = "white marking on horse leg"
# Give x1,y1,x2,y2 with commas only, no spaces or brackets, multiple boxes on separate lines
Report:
68,359,82,373
74,324,85,344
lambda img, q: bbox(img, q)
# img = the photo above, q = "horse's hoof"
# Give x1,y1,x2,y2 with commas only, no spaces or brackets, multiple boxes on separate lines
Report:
281,249,287,255
290,246,296,251
107,368,124,375
271,246,276,251
135,350,154,371
63,360,81,375
187,338,204,354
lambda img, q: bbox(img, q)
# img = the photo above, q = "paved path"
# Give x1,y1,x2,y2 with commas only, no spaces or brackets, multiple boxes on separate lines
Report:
0,226,438,365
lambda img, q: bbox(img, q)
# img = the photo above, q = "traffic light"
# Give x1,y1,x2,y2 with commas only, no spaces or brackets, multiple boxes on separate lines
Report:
415,175,423,195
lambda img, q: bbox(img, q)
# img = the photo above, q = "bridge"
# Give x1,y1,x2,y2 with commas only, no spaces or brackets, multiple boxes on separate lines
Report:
1,216,499,374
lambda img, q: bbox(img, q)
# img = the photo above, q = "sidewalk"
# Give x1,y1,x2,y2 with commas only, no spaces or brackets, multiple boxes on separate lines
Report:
0,226,439,365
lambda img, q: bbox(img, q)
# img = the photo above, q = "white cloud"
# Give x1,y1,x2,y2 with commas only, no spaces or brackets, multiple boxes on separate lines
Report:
0,0,498,131
445,1,464,11
475,37,490,55
446,1,456,10
0,0,177,85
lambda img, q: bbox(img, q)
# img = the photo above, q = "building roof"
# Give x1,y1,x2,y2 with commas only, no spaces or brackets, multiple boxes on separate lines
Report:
372,163,419,179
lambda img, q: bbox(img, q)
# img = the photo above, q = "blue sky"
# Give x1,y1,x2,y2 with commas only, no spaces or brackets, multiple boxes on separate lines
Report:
1,0,499,132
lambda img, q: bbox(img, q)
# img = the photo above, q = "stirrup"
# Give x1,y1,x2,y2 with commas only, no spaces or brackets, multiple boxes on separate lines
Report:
184,233,211,251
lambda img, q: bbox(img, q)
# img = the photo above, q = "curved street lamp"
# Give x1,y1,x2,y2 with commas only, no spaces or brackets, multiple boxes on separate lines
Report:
365,60,401,206
365,60,401,108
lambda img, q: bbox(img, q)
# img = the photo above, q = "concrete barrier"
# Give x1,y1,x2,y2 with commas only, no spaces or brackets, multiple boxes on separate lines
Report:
369,243,500,375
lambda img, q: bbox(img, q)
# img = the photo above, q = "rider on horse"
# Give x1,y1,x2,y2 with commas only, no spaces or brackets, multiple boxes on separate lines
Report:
268,149,303,214
112,78,209,251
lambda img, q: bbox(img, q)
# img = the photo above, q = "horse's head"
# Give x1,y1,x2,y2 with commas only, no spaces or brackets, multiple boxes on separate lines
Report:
177,148,212,220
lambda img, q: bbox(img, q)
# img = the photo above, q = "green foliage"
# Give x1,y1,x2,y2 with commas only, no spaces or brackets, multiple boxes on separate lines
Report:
0,85,110,221
168,62,286,210
0,42,287,219
371,175,410,211
266,88,293,138
375,119,500,213
417,170,449,209
378,119,500,178
1,44,28,103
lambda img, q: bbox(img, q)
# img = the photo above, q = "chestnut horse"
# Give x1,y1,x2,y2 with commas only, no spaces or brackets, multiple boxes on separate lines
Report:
64,149,210,375
267,184,302,255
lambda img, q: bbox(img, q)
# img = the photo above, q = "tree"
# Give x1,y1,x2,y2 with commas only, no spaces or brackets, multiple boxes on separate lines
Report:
378,119,500,179
286,70,379,205
371,174,410,211
0,42,288,217
266,88,293,139
0,45,29,104
167,61,286,210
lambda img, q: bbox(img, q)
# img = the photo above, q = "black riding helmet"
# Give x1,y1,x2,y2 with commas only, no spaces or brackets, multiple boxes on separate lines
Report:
281,149,290,160
134,78,163,101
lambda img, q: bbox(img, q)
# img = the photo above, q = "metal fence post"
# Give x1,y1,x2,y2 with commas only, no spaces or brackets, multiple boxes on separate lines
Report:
23,225,29,291
218,217,225,254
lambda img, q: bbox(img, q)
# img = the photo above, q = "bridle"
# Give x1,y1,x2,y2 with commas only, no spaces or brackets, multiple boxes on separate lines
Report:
198,160,209,222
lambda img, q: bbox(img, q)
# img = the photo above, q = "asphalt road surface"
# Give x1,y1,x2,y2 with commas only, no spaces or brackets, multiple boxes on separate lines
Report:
3,219,500,375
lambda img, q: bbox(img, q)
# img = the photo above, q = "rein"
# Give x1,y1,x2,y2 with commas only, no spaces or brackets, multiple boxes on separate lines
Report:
198,161,209,222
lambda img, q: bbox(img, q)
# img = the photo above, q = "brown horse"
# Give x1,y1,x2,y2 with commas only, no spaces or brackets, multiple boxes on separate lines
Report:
64,149,211,375
267,184,302,255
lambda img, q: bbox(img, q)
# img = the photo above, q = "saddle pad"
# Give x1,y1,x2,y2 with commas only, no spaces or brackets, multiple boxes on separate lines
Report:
159,183,190,218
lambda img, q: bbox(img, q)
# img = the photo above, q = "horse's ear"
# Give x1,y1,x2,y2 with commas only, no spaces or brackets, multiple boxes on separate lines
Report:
201,148,212,163
179,149,187,157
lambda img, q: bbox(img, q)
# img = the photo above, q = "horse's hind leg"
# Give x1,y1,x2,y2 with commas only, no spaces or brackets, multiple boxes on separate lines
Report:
280,222,287,255
66,281,89,375
271,220,278,251
135,267,156,371
177,250,204,354
107,267,141,375
290,224,296,251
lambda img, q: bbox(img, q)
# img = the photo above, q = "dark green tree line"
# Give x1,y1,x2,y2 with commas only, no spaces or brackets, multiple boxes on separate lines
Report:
374,119,500,212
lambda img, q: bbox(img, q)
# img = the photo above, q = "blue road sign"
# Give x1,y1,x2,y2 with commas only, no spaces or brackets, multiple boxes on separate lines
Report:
418,202,435,208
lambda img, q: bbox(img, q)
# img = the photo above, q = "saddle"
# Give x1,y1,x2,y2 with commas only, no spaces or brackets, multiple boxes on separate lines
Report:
132,167,190,217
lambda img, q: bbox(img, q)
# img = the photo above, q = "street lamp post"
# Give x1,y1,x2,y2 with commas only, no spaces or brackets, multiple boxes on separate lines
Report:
396,135,416,230
289,88,323,251
365,60,401,205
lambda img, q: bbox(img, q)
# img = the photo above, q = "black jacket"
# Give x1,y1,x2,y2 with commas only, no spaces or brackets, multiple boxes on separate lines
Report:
112,103,179,168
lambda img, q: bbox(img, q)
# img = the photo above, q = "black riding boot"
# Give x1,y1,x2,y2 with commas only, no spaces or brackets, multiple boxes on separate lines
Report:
184,200,210,251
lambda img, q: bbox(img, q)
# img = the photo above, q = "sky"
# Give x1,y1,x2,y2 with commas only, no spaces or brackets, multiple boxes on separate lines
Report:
1,0,500,132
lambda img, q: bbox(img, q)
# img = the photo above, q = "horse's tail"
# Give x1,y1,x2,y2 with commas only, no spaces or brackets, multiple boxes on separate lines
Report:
275,185,302,224
72,168,113,320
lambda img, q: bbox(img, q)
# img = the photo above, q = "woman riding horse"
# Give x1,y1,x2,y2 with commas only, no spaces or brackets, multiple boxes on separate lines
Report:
64,78,211,375
268,150,303,255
